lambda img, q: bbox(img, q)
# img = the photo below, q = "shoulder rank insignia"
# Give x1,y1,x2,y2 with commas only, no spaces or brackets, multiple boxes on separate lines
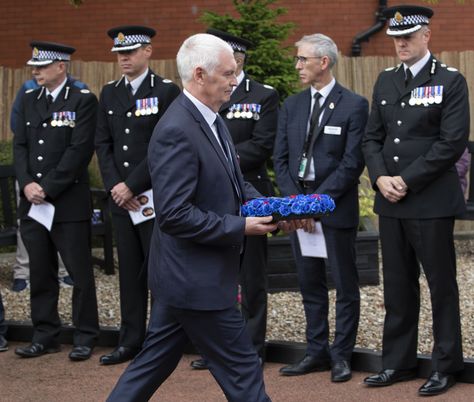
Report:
80,89,91,94
447,67,458,72
263,84,274,90
384,66,396,72
25,89,34,94
162,79,172,83
107,80,115,85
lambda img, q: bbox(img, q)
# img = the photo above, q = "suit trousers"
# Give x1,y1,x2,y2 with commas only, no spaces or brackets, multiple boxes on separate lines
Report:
379,216,463,373
239,233,268,358
290,225,360,361
107,302,271,402
112,214,153,348
20,219,99,347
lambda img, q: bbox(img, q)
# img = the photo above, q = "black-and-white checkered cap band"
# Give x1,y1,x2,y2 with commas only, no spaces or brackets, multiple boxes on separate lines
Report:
27,49,71,66
227,40,247,53
111,34,151,52
387,14,430,36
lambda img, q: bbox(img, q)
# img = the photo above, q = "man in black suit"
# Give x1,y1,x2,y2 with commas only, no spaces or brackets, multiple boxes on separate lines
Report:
190,29,279,370
13,41,99,361
106,33,278,402
95,25,180,365
274,33,368,382
363,5,468,396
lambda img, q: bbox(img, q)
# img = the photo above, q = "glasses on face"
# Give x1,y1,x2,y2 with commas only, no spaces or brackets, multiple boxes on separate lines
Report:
293,55,322,65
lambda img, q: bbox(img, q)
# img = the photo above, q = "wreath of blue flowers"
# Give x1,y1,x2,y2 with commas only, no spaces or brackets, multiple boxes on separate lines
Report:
241,194,336,221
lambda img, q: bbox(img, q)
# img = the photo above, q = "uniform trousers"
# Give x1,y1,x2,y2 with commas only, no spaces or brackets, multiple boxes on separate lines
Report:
112,214,153,349
239,233,268,358
379,216,463,373
107,302,271,402
20,219,99,347
290,225,360,362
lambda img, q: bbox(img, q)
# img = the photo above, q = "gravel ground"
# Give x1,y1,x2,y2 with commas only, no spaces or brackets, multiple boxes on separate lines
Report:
1,239,473,357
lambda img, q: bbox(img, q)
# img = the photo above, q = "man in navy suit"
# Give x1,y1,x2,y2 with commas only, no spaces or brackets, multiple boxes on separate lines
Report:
106,33,278,402
274,34,368,382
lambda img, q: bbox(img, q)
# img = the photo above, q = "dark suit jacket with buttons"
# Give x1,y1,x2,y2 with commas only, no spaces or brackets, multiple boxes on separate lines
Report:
219,75,279,196
274,82,368,229
147,93,260,310
13,79,97,222
95,69,181,215
363,57,469,219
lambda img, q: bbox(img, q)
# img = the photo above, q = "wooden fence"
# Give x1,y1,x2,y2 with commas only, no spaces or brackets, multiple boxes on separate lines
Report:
1,50,474,141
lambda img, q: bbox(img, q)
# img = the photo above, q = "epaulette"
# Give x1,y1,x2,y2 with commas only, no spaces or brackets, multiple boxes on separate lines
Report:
25,89,34,94
80,89,91,94
263,84,274,90
107,80,116,85
447,67,458,72
384,66,396,72
162,79,173,84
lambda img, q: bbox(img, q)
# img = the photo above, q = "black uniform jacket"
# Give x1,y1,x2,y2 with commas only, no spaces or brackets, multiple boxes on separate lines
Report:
95,69,181,215
363,57,469,219
219,75,279,196
14,80,97,222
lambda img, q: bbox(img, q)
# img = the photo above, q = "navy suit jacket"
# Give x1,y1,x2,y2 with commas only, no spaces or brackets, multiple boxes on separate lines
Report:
147,93,260,310
274,82,368,228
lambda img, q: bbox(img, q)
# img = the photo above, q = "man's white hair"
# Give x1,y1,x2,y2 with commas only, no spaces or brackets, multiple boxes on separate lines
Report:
177,33,234,84
295,33,338,68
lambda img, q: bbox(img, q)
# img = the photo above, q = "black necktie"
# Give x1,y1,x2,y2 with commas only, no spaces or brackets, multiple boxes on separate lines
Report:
405,68,413,87
309,92,323,134
47,94,54,105
214,116,242,200
126,83,134,99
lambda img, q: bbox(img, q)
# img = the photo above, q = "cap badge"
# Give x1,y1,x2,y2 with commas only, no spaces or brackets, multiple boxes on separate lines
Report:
394,12,404,23
117,32,125,43
33,47,39,57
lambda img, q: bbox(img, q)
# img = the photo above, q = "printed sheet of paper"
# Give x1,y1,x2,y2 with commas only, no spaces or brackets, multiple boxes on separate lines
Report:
296,221,327,258
129,189,156,225
28,201,55,231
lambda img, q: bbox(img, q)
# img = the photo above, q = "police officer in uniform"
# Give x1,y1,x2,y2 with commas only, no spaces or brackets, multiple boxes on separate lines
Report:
363,6,469,396
190,29,279,370
95,25,180,365
14,41,100,361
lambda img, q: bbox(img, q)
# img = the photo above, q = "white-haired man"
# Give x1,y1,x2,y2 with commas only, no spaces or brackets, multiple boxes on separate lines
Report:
106,33,277,402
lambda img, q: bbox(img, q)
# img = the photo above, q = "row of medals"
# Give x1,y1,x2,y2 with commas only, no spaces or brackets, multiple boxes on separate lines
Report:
226,104,261,121
51,112,75,127
409,85,443,106
135,98,159,117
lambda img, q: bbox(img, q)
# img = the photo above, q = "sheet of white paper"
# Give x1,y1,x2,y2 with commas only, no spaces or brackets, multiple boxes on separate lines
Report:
129,189,156,225
28,202,55,231
296,221,328,258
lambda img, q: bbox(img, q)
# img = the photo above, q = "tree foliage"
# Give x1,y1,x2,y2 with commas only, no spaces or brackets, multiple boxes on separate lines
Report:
201,0,299,100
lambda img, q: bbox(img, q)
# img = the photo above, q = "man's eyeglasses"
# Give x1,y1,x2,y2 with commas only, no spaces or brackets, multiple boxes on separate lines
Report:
293,56,322,65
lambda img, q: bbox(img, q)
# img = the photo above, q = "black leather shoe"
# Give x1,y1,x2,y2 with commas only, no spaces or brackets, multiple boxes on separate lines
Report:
364,369,416,387
0,335,8,352
279,355,331,376
190,358,209,370
69,345,93,361
331,360,352,382
15,342,60,358
418,372,455,396
99,346,139,365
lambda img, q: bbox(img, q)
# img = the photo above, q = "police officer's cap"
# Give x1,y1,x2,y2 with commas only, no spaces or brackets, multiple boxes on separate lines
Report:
383,5,434,36
108,25,156,52
27,41,75,66
206,28,253,53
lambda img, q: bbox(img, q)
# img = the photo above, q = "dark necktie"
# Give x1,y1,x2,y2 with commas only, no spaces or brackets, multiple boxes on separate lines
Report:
405,68,413,87
309,92,323,134
47,94,54,105
214,116,242,200
126,83,134,99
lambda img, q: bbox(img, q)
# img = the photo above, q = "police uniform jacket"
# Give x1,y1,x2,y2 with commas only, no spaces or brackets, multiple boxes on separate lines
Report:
13,79,97,222
363,56,469,219
219,75,279,196
95,69,180,215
